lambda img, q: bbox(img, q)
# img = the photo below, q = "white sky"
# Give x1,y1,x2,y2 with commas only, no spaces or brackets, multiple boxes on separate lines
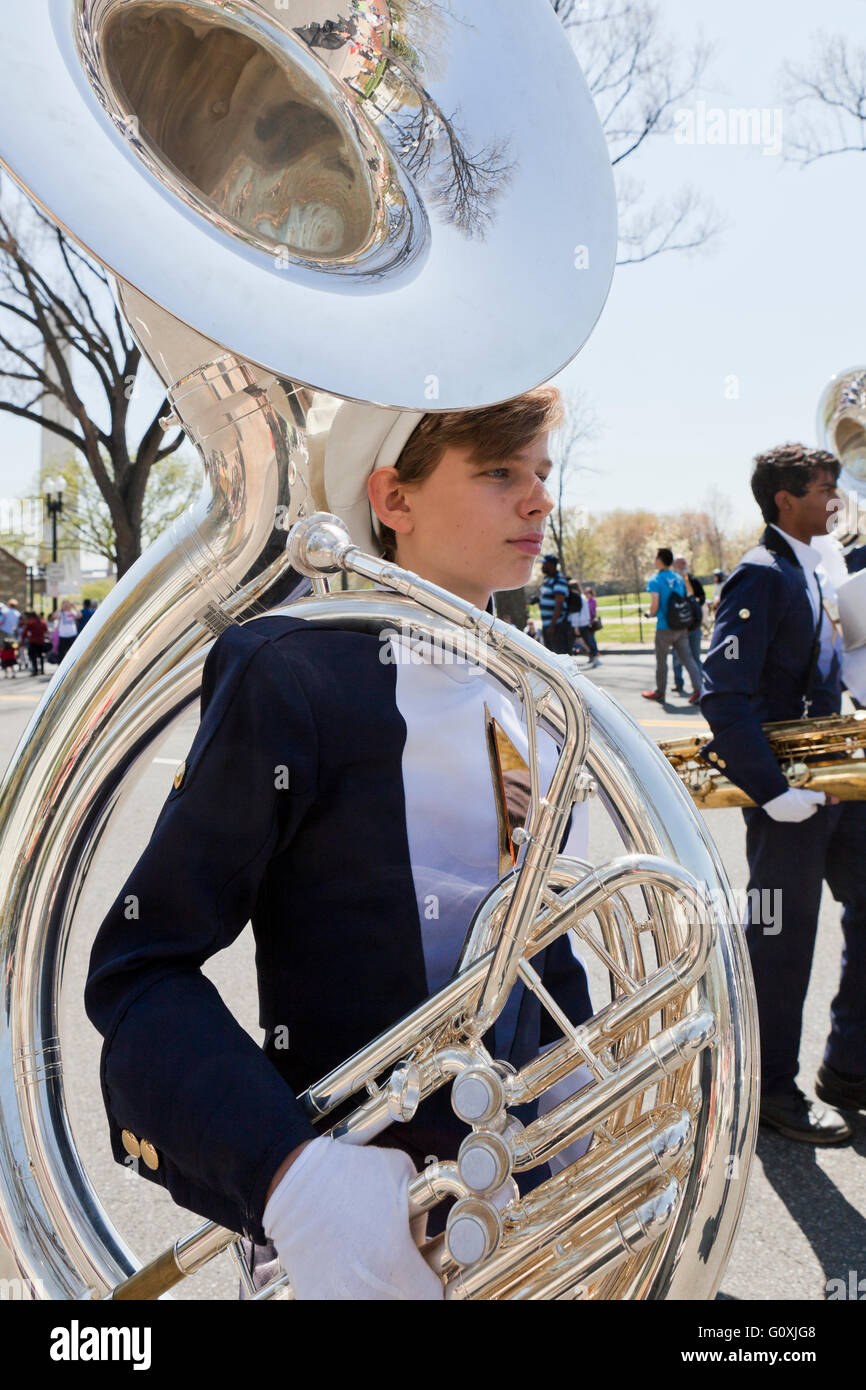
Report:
1,0,865,532
554,0,866,526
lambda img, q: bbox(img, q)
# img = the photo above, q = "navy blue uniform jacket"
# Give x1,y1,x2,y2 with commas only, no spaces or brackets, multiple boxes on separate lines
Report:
700,526,843,805
85,615,590,1244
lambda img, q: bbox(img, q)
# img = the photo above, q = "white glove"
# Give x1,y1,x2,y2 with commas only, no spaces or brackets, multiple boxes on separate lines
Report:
761,787,826,823
263,1136,444,1301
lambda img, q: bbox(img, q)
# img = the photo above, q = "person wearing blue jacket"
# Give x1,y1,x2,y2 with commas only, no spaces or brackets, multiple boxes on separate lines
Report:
84,387,595,1299
700,443,866,1144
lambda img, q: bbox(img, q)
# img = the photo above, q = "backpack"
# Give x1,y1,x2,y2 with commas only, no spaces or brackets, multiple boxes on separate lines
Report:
667,589,702,631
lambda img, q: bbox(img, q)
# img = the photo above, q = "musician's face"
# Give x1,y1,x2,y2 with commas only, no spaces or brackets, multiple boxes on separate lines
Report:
370,433,554,608
776,468,839,540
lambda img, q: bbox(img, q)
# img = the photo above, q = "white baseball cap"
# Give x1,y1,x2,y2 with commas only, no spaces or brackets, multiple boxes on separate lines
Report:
306,400,426,553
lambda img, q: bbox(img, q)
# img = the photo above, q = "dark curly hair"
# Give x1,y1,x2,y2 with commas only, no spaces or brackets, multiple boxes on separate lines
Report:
750,443,840,523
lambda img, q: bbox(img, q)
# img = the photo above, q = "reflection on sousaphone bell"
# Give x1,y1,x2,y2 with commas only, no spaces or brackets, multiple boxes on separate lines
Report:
0,0,618,409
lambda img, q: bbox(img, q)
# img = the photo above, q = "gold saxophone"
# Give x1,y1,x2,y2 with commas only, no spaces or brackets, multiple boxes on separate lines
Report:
660,712,866,809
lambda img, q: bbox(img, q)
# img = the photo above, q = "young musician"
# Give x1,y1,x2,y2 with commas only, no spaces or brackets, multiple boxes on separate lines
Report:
701,444,866,1144
85,387,595,1299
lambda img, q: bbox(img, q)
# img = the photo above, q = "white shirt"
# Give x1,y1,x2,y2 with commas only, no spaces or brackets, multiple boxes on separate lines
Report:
811,531,866,703
568,597,590,629
771,525,839,678
387,630,588,996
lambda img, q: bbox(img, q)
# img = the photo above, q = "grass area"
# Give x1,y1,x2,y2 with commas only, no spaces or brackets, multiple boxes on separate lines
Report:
527,587,719,646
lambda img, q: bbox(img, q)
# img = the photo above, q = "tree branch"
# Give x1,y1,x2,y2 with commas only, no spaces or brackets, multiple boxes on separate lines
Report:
784,34,866,164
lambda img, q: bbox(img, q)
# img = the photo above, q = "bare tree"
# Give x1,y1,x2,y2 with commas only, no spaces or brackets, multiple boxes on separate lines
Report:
365,35,514,236
547,394,600,568
702,486,733,571
598,508,658,597
0,182,186,578
784,34,866,164
551,0,723,263
560,506,605,582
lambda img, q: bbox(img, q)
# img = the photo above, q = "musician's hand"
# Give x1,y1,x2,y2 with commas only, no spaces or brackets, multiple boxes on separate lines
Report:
762,787,826,822
263,1135,444,1301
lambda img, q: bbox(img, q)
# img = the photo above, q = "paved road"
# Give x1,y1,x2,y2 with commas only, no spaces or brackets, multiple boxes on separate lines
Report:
0,649,862,1302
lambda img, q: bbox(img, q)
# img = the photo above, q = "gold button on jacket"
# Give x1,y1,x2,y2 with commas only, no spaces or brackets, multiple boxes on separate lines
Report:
140,1140,160,1171
121,1130,140,1159
173,760,186,790
738,608,750,620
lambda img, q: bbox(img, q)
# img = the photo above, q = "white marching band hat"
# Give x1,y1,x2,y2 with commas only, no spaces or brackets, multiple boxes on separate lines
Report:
306,402,426,554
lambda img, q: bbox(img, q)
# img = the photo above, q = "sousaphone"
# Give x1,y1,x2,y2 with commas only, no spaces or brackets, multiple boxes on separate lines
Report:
0,0,756,1300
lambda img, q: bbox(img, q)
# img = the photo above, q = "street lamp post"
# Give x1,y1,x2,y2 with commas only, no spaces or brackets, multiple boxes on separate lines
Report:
43,477,65,564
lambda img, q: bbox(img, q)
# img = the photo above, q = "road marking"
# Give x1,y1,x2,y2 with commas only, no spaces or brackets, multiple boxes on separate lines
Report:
152,757,182,765
0,693,40,702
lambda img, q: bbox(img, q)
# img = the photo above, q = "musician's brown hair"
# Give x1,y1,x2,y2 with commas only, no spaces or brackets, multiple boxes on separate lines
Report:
377,386,563,562
751,443,840,523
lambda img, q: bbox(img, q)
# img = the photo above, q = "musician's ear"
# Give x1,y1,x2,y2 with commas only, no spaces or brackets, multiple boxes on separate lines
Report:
368,467,416,539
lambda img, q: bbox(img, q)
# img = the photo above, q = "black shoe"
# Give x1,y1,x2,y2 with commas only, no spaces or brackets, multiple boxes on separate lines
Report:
815,1062,866,1113
759,1088,852,1144
673,685,685,694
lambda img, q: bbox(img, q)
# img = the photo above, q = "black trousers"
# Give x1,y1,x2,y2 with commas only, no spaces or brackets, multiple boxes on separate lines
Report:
743,800,866,1096
543,622,571,654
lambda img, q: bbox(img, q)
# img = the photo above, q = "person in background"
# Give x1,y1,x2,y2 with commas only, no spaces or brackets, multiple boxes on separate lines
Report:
538,553,571,654
641,548,701,704
77,598,97,632
566,581,590,658
711,568,725,614
1,638,18,678
568,581,600,668
701,443,866,1143
671,556,704,694
1,599,21,641
21,610,48,676
585,587,603,654
53,600,80,662
523,618,543,642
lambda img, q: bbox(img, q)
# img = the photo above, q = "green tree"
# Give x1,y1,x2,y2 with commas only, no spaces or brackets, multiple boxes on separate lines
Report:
40,451,201,575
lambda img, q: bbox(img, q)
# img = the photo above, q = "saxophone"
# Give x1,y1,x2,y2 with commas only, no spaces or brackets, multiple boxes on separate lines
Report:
660,712,866,809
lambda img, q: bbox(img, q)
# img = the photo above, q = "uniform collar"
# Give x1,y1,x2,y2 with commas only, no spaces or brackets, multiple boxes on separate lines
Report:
372,581,491,684
768,523,821,575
